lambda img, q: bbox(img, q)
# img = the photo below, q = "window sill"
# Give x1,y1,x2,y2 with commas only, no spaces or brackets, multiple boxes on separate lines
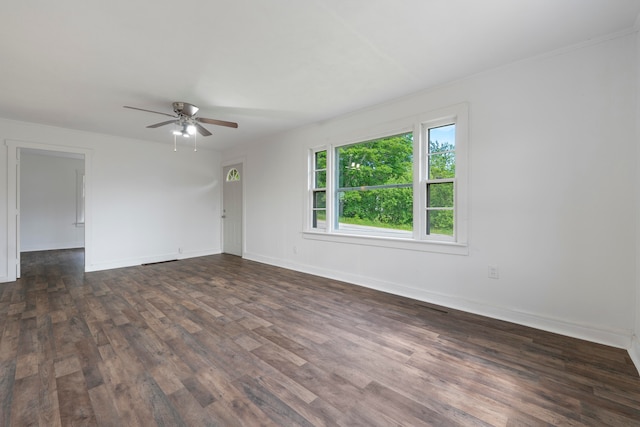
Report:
302,230,468,255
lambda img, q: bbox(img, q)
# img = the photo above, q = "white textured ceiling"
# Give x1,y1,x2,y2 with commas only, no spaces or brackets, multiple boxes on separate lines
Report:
1,0,639,150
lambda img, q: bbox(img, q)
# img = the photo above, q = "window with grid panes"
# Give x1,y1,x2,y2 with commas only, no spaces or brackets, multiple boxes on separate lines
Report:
306,103,467,251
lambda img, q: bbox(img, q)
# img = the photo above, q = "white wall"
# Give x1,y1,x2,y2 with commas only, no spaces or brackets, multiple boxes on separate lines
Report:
223,33,638,350
20,150,85,251
1,120,222,281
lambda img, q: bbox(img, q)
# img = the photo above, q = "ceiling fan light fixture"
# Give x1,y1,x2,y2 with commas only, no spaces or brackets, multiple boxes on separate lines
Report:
124,102,237,148
173,122,193,138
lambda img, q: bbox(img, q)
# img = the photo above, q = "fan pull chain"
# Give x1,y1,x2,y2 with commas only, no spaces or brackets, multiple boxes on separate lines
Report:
174,134,177,152
194,132,197,152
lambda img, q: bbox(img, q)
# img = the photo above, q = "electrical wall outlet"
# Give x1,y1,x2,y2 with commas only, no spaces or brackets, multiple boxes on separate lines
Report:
488,266,499,279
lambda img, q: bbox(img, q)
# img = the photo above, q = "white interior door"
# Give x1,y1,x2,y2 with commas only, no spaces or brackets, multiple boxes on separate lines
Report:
222,163,243,256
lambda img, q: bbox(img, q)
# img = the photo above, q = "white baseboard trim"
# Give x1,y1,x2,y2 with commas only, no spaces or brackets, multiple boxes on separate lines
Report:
86,253,176,272
630,335,640,375
21,243,85,252
178,248,222,260
244,251,633,351
85,248,220,273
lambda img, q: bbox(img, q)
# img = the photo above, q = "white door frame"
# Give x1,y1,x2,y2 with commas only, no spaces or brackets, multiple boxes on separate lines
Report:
15,149,20,278
5,139,93,282
221,158,245,257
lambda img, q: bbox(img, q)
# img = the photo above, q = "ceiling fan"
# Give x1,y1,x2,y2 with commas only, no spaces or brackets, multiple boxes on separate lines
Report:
124,101,238,137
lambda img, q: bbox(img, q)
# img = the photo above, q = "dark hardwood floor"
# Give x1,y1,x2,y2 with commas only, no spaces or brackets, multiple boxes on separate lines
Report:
1,249,639,426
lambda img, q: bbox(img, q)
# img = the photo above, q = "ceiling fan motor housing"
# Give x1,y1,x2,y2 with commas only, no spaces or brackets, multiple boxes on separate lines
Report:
173,102,199,117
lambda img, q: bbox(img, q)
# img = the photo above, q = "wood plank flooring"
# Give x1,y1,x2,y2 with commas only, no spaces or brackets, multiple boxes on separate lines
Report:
1,249,640,426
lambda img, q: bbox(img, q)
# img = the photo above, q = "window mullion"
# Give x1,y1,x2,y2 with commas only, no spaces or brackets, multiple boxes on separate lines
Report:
414,121,423,240
326,145,335,233
338,183,412,192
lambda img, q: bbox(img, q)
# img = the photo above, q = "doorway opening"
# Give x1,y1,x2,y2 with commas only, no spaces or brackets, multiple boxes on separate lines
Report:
6,140,92,282
19,148,86,277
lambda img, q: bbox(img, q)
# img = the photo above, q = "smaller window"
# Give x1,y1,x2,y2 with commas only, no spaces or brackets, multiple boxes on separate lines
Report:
226,168,240,182
311,150,327,229
424,123,456,239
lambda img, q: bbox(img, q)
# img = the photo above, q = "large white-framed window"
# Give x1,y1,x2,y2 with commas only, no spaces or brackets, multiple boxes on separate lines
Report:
306,103,468,253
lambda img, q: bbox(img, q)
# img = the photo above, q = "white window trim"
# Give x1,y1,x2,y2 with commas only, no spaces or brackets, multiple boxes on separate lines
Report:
304,103,469,255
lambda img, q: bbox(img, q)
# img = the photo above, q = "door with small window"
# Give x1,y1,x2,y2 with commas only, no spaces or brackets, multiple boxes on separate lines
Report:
222,164,243,256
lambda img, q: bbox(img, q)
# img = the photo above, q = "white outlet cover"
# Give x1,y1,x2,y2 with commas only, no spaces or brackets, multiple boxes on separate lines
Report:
488,266,499,279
